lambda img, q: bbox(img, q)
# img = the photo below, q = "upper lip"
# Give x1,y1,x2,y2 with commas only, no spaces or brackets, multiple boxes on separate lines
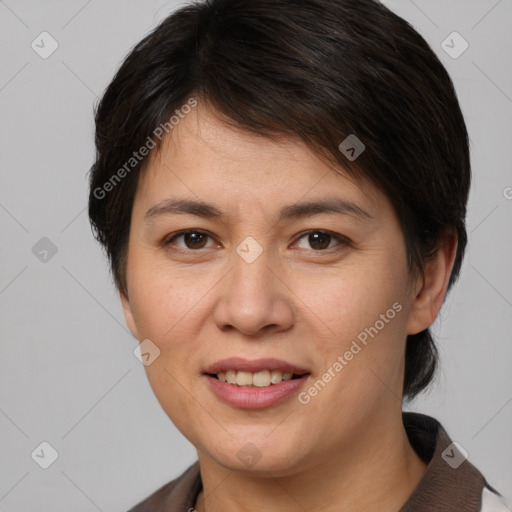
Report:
203,357,310,375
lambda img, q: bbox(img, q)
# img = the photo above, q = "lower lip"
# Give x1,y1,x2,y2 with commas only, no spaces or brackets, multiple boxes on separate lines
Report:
204,374,310,409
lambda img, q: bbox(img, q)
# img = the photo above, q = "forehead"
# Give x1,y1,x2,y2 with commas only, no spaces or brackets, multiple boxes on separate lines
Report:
135,105,382,218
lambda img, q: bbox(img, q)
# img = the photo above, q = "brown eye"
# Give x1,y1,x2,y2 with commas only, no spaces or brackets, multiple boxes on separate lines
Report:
165,230,214,250
295,230,346,251
183,232,208,249
308,232,331,250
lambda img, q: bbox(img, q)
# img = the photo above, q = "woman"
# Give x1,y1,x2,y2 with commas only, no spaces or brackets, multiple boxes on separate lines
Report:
88,0,508,510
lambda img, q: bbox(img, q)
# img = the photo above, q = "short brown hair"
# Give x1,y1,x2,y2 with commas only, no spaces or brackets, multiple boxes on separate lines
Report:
88,0,470,399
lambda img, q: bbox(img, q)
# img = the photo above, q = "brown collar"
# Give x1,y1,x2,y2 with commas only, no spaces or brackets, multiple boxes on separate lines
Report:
399,412,487,511
128,412,492,511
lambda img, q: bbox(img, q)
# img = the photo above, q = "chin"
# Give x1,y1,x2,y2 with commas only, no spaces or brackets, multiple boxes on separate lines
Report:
204,433,309,476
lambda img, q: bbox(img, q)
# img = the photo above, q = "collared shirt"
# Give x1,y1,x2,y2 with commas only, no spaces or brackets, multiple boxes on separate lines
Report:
128,412,508,511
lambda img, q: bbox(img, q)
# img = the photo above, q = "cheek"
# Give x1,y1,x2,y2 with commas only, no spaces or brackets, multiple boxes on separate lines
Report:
291,261,408,342
142,362,215,447
127,263,216,404
289,259,410,402
129,271,207,407
128,260,210,342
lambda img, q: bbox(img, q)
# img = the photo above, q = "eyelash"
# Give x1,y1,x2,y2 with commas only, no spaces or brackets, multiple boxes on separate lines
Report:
162,229,350,253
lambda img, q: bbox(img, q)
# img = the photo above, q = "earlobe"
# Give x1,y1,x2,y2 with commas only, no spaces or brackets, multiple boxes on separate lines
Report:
406,232,458,335
120,290,140,340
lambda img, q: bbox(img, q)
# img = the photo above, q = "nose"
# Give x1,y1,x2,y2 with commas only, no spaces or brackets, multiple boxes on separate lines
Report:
212,244,294,337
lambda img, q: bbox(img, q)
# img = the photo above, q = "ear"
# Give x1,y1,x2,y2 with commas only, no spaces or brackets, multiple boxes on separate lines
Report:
406,230,458,335
120,289,140,340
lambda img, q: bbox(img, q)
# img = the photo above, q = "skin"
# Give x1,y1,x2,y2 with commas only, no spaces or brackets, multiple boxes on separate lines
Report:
121,103,457,512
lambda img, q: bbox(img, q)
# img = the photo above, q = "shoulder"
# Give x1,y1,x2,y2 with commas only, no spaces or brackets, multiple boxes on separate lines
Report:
401,412,509,512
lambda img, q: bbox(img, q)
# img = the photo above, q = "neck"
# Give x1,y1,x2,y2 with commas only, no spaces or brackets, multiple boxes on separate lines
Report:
194,410,426,512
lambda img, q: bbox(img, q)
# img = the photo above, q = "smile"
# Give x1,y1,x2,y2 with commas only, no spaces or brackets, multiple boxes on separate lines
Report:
203,358,311,409
213,369,303,387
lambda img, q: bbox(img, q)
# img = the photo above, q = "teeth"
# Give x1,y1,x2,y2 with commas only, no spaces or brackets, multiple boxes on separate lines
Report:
225,370,237,384
215,369,297,387
270,370,283,384
253,370,271,387
236,371,253,386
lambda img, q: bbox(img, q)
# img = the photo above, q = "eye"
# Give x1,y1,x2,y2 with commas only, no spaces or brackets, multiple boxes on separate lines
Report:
162,229,349,253
294,230,348,251
164,230,217,250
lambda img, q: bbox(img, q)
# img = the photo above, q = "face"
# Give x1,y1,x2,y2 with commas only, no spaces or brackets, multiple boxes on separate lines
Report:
121,104,423,476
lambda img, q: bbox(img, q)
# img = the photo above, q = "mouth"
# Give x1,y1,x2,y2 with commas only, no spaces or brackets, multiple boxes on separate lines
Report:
203,357,310,386
207,369,307,388
203,358,311,408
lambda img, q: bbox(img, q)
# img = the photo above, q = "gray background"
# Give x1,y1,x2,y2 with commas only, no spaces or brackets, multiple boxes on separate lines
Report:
0,0,511,510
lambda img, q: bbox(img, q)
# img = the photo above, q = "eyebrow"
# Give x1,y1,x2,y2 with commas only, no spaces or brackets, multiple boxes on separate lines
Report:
144,197,373,223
